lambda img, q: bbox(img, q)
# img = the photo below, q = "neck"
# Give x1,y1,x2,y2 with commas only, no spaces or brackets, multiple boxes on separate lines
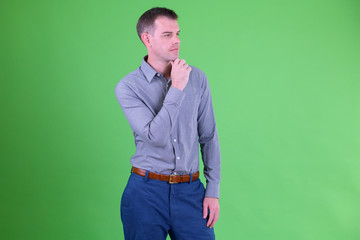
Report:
146,55,172,81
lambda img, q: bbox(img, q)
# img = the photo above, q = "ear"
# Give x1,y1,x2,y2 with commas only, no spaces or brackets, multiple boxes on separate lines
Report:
141,32,152,47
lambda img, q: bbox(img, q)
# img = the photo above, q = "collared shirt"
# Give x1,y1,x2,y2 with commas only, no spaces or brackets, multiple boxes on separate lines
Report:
114,56,221,198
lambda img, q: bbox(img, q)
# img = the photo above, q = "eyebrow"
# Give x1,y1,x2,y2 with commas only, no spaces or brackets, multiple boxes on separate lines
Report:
161,31,180,34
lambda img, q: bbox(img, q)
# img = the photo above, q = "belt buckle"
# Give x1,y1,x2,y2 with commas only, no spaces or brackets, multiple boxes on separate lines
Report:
168,174,178,184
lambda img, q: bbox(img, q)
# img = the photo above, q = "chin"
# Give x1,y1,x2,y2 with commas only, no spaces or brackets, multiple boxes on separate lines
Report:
167,57,178,62
171,55,179,61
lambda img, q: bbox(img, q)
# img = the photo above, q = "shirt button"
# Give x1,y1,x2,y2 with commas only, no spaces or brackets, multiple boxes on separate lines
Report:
177,157,180,160
174,139,177,142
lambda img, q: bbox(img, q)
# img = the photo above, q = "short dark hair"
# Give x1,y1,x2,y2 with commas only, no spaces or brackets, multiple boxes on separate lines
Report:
136,7,178,42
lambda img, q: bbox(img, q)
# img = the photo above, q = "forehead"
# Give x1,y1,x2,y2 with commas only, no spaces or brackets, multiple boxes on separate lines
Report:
153,16,179,33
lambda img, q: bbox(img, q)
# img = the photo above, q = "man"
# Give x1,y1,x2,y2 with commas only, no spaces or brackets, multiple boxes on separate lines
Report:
115,7,221,240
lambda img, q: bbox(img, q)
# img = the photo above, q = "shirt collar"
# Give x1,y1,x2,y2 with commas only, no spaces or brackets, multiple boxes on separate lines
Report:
140,55,158,83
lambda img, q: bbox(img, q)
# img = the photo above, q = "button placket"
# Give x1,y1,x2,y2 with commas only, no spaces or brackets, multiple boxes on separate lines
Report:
171,133,181,172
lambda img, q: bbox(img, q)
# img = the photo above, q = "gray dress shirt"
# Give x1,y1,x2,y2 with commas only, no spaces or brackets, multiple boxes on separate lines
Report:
114,56,221,198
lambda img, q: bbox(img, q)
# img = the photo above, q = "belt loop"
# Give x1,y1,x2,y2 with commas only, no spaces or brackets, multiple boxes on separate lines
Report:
189,172,193,184
144,170,149,182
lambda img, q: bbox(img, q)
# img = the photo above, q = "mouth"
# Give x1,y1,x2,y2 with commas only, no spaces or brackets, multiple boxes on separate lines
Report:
170,49,179,52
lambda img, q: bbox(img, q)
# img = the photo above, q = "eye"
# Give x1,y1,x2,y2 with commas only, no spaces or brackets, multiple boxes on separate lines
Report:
164,34,170,37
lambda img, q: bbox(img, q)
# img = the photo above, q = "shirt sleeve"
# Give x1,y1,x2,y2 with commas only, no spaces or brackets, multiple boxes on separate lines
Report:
198,73,221,198
115,82,185,147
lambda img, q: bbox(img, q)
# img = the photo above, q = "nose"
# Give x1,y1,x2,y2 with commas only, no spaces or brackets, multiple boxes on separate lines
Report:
173,35,180,45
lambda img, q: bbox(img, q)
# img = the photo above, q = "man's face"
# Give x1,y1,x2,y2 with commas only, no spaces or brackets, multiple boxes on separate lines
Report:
148,16,180,62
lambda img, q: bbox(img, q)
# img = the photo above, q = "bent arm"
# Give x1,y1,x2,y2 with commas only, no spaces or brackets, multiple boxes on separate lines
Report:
115,82,185,147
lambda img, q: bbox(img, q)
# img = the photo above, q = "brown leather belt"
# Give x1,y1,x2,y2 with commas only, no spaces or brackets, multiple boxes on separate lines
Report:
132,167,199,184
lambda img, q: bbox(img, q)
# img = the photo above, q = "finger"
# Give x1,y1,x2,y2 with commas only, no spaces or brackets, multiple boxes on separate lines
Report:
169,60,174,66
207,208,214,227
203,202,208,219
186,66,192,72
209,209,219,228
179,59,186,65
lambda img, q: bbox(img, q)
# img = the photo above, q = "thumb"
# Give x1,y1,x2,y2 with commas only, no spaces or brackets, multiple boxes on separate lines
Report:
169,60,174,66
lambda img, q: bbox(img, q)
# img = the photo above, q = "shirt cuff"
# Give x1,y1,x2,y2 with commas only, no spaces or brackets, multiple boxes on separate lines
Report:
205,181,220,199
164,86,185,107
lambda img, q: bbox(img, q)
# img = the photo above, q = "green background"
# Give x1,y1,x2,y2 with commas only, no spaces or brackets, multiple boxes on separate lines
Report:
1,0,359,239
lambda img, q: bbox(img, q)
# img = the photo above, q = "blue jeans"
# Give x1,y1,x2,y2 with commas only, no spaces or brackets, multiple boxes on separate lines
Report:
120,172,215,240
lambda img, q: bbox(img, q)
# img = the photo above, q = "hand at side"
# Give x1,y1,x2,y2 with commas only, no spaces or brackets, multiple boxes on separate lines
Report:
203,197,220,228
